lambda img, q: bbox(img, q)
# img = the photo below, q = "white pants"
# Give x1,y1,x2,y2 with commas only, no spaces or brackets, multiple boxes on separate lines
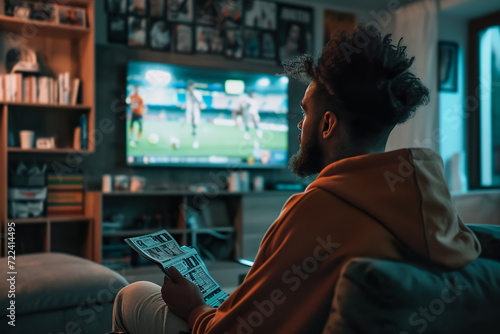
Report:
112,281,190,334
185,108,200,126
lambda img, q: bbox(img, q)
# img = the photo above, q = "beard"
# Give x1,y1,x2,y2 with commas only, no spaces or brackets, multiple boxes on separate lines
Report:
289,135,325,178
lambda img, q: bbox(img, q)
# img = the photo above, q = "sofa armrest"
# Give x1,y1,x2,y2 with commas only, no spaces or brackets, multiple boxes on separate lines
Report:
323,257,500,334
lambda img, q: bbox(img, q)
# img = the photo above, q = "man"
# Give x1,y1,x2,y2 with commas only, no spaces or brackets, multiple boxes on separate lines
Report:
233,90,262,141
185,80,204,149
128,84,145,147
111,25,481,333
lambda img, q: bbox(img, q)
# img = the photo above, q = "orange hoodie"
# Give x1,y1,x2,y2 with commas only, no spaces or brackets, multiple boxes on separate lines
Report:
191,148,481,333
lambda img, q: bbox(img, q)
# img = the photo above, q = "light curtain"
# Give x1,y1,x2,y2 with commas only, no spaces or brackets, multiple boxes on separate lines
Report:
383,0,440,152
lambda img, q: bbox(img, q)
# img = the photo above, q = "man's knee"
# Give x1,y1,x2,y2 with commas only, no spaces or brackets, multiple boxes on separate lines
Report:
117,281,158,304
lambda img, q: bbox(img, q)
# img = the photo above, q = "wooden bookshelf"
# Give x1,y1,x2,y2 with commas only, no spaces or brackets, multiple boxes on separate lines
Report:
0,15,90,39
7,147,92,153
0,106,7,255
0,1,96,260
12,215,91,224
0,102,92,110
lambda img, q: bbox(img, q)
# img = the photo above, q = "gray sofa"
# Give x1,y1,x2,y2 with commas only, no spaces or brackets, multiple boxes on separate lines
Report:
0,253,128,334
452,190,500,226
323,224,500,334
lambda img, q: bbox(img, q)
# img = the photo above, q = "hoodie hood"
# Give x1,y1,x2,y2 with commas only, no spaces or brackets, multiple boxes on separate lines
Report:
306,148,481,268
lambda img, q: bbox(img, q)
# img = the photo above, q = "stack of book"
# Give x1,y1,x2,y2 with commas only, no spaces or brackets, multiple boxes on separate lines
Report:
0,72,81,105
47,173,84,216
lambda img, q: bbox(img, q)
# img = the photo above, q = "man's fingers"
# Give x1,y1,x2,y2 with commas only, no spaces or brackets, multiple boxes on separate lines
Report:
168,266,186,284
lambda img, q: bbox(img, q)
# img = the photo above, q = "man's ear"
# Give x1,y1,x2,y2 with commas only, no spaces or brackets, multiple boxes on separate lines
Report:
321,111,338,139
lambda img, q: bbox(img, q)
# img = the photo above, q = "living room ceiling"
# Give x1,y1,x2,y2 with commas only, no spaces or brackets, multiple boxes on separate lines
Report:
440,0,500,18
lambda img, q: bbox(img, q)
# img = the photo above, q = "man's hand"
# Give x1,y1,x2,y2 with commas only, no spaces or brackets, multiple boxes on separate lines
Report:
161,266,206,321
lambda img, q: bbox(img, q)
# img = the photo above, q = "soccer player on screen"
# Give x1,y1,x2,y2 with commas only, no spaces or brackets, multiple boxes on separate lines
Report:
235,90,263,141
185,80,204,149
129,84,146,147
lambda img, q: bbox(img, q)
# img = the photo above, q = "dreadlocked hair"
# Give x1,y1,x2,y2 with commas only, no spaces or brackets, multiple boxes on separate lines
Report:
280,24,430,144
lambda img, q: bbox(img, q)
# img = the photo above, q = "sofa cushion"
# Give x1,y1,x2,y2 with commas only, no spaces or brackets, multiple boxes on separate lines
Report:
323,257,500,334
452,190,500,225
0,252,128,317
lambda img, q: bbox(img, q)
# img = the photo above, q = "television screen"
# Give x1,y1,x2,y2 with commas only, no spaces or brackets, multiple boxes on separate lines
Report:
126,61,289,168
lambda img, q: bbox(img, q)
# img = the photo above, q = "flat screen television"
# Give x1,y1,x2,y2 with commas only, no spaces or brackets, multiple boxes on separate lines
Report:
125,61,289,168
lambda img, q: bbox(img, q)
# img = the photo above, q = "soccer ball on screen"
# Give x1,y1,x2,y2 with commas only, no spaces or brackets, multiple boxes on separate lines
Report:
170,136,180,149
148,133,160,144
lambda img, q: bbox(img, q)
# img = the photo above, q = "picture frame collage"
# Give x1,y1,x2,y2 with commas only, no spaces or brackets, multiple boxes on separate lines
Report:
106,0,314,63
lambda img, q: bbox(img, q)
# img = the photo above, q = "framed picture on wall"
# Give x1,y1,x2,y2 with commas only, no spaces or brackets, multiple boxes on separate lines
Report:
243,29,260,58
244,0,276,30
174,24,193,53
223,29,243,60
195,26,212,53
108,15,127,43
439,41,458,92
106,0,127,14
195,0,218,26
149,19,171,50
168,0,194,23
149,0,166,17
261,31,276,60
214,0,242,29
128,16,147,48
128,0,148,16
277,4,313,63
208,28,224,55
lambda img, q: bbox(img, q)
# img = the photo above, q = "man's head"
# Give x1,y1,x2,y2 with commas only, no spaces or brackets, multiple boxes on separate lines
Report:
285,25,430,177
187,80,195,92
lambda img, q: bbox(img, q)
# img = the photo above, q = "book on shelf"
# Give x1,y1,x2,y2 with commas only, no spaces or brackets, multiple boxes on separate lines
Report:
22,75,38,103
125,229,229,307
73,126,81,150
2,73,22,102
47,173,84,216
58,72,70,105
0,72,81,105
70,78,81,105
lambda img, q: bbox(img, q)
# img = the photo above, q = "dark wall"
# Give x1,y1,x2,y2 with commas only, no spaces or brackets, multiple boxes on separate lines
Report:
83,45,310,190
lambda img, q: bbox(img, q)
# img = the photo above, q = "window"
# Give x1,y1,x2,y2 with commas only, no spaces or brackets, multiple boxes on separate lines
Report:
468,12,500,188
478,25,500,186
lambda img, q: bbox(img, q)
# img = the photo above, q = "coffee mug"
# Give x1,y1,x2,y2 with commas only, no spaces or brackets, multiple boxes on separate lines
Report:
19,130,35,149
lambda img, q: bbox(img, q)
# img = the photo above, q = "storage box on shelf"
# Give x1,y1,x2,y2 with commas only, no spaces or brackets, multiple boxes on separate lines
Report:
0,0,95,259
